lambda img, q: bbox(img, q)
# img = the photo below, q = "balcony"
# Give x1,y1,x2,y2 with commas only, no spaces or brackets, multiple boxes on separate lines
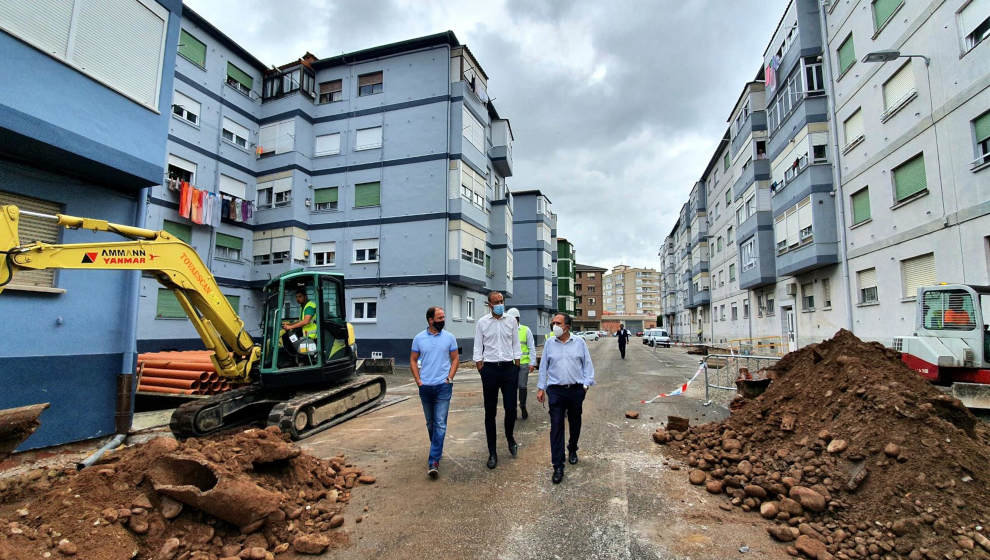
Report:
690,224,708,248
772,163,833,214
489,119,513,177
681,269,691,283
773,192,840,277
691,260,709,277
686,285,711,309
448,258,487,290
732,157,770,200
767,95,828,162
681,246,691,259
738,222,777,290
730,110,768,156
737,210,772,247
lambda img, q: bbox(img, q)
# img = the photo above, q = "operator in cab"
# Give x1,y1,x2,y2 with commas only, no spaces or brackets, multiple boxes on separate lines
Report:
282,290,318,353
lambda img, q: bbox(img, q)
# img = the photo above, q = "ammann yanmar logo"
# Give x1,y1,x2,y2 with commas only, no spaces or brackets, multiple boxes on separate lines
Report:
81,249,155,265
81,252,98,263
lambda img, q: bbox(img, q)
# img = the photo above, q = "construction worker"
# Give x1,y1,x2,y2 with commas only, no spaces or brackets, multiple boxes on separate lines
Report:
506,308,535,420
943,294,973,328
282,290,318,351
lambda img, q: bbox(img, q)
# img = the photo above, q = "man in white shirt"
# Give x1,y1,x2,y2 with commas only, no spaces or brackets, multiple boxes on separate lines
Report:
472,291,522,469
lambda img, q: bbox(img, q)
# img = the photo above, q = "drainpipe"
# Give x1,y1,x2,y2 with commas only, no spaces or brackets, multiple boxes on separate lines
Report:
117,186,148,434
818,1,854,332
443,45,451,336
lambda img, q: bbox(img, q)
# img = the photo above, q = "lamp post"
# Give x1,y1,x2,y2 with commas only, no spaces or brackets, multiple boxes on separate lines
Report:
861,49,930,66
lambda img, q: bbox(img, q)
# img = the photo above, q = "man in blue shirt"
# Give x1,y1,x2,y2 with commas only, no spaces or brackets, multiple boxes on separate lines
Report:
411,306,459,479
537,312,595,484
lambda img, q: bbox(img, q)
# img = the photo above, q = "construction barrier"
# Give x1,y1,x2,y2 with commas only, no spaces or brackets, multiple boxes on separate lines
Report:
641,363,705,404
702,353,781,407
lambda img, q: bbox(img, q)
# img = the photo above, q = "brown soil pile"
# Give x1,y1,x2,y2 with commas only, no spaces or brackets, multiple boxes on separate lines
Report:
655,329,990,560
0,427,376,559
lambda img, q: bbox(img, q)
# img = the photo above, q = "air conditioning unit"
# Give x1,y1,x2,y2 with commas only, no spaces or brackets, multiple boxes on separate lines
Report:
785,283,797,296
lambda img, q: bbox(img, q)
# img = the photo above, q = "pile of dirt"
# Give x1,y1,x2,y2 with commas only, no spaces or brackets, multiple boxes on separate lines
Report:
0,426,376,559
654,329,990,560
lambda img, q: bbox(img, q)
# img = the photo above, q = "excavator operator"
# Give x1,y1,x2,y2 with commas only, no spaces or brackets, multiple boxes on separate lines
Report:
282,290,318,354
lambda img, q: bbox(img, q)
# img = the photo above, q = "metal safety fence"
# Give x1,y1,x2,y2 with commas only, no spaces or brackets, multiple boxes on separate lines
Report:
703,353,781,407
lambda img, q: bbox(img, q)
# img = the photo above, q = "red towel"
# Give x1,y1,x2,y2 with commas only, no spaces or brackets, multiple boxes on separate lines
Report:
179,181,192,218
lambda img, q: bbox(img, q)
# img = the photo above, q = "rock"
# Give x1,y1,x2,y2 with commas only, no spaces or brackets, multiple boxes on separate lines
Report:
329,514,345,528
760,502,779,519
719,503,733,511
789,486,826,513
883,443,900,457
779,498,803,516
239,547,267,560
689,470,707,485
768,525,799,542
127,516,149,534
798,523,825,542
826,439,848,454
220,544,241,558
292,535,330,555
722,438,742,452
357,475,376,485
795,535,827,559
56,539,77,556
652,430,669,444
667,416,690,432
625,410,640,419
956,536,974,550
891,518,916,536
744,485,767,499
159,496,183,519
846,464,869,492
132,495,153,510
705,480,724,494
157,538,180,560
273,543,289,554
971,531,990,552
240,518,265,534
100,508,119,523
737,460,753,476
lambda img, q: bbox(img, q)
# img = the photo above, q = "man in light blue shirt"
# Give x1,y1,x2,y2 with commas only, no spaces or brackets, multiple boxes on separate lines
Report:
411,306,459,479
537,312,595,484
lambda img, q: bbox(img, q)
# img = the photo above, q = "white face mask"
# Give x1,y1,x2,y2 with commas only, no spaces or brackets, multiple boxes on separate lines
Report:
552,324,564,338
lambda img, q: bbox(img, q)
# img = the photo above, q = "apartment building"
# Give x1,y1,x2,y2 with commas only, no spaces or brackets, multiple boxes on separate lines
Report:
0,0,182,448
603,265,661,317
140,12,517,360
556,237,576,315
574,264,607,331
508,190,557,340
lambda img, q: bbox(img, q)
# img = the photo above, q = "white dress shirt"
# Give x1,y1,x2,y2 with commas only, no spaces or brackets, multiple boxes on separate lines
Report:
473,313,522,363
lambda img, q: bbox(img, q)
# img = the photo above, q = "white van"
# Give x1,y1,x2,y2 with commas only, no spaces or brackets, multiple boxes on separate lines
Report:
647,328,671,348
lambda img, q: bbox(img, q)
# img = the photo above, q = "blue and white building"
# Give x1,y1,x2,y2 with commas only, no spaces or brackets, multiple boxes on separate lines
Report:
508,190,557,341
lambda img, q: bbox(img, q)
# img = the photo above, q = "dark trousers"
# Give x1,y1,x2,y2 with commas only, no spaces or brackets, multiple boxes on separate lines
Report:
548,384,586,467
618,342,626,359
480,362,518,455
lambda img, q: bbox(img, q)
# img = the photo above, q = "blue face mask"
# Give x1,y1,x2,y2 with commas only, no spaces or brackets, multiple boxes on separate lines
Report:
493,304,505,316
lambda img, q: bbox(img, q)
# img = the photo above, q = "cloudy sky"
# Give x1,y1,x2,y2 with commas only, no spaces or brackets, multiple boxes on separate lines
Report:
186,0,788,270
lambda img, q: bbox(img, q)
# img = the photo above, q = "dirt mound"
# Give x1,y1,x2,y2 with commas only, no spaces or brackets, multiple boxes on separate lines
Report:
0,427,376,559
655,329,990,560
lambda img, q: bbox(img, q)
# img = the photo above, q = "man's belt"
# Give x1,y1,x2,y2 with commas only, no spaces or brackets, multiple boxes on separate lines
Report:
484,361,515,367
549,383,584,389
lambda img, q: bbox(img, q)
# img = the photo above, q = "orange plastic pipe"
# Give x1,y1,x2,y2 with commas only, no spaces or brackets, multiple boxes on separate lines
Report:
140,368,210,382
139,376,199,390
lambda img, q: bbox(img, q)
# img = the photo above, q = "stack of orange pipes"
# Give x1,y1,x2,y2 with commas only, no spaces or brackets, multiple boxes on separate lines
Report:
137,351,238,395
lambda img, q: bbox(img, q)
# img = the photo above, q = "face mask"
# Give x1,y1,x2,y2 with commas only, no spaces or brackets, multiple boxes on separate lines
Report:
552,324,564,338
432,320,445,331
493,304,505,316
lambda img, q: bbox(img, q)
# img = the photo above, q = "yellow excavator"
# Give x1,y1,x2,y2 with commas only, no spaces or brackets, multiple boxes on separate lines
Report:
0,204,386,443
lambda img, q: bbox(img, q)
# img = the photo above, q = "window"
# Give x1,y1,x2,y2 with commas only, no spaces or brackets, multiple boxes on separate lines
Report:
857,268,879,304
312,241,336,266
803,56,825,94
466,298,475,320
221,118,249,149
545,279,553,302
462,106,486,151
163,220,191,244
319,79,343,104
458,163,487,209
156,289,185,319
262,66,315,101
354,182,381,208
741,238,756,271
728,263,736,282
901,253,936,299
720,305,726,320
731,303,738,321
252,235,297,265
766,294,776,316
171,91,199,125
352,299,378,322
0,190,60,289
802,283,815,310
960,0,990,50
358,71,383,96
851,187,871,225
716,236,723,253
872,0,902,30
727,226,733,244
451,294,462,319
723,152,730,171
214,233,242,261
843,109,865,148
923,289,978,330
178,29,206,67
725,190,731,205
256,174,292,208
313,187,338,211
354,238,379,263
775,196,813,253
218,174,246,200
743,300,750,319
737,206,745,226
355,126,382,150
719,270,724,286
837,34,856,75
314,133,341,156
892,153,927,202
226,62,253,95
973,110,990,167
258,120,295,156
225,294,240,313
168,154,196,184
812,144,828,164
822,278,832,308
882,62,915,119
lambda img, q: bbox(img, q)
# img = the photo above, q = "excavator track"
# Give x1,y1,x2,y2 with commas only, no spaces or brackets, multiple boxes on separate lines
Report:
170,384,275,439
266,375,387,440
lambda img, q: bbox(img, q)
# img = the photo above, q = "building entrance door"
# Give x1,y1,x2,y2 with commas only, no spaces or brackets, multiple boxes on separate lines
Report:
782,306,796,352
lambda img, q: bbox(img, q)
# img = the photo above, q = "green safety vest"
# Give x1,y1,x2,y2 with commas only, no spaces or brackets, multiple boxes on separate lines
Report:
301,301,318,339
518,324,531,365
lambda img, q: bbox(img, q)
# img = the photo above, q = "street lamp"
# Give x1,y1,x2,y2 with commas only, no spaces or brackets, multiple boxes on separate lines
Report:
862,49,930,66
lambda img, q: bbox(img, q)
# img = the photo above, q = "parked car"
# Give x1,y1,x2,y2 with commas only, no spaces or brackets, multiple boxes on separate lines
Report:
597,330,607,337
647,328,672,348
636,330,644,337
577,331,599,341
641,330,650,344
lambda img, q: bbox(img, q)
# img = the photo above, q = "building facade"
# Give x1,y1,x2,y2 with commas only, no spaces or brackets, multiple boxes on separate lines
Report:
508,190,556,341
0,0,182,448
574,263,607,331
603,265,661,317
139,14,518,361
556,237,576,316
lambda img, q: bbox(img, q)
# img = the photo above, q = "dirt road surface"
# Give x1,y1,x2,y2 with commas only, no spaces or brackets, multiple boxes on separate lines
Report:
302,338,791,560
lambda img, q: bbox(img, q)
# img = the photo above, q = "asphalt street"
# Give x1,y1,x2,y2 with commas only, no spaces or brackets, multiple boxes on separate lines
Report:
302,337,791,560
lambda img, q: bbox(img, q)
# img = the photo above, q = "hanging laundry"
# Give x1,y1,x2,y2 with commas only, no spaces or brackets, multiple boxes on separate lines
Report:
234,198,242,222
229,197,237,220
211,193,221,227
192,189,204,224
241,199,250,222
179,181,192,219
221,197,230,221
246,201,254,220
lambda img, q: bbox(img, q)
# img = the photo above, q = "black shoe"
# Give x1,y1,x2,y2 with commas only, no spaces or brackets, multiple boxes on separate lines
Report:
568,451,578,465
487,455,497,469
428,462,439,479
509,442,519,458
520,406,528,420
552,466,564,484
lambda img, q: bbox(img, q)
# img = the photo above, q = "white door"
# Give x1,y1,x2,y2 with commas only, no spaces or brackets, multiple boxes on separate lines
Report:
783,307,797,352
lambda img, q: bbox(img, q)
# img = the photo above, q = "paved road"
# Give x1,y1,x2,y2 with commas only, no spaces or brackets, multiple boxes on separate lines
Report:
303,337,790,560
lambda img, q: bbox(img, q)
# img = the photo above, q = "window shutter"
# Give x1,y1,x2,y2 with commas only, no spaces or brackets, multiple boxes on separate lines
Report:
872,0,901,29
314,133,340,155
219,175,246,199
354,239,378,251
844,109,864,145
851,188,871,224
292,236,307,261
837,35,856,73
355,127,382,150
0,191,60,288
156,289,186,318
358,71,382,86
314,187,338,204
258,124,277,153
786,209,799,246
178,29,206,66
319,79,342,93
974,111,990,143
215,233,243,251
901,253,935,299
354,182,381,207
882,62,914,111
775,215,787,245
253,238,271,256
276,120,295,154
224,294,240,312
0,1,74,57
893,154,927,200
960,0,990,34
271,237,291,253
173,91,199,116
222,117,248,140
162,219,191,243
226,62,253,90
797,198,813,231
273,177,293,194
858,268,877,289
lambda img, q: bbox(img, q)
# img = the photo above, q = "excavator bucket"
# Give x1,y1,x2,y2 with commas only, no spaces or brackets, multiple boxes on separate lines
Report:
0,403,49,461
0,205,20,295
952,383,990,410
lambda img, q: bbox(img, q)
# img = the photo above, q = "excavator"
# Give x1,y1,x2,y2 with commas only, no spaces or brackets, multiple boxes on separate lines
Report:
0,204,386,445
894,284,990,409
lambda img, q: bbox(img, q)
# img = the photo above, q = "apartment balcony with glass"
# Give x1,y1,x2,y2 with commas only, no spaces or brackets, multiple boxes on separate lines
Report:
489,119,513,177
733,157,771,200
772,192,838,277
737,211,776,289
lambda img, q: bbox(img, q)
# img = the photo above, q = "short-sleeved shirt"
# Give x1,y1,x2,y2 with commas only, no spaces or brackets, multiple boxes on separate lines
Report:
411,329,458,385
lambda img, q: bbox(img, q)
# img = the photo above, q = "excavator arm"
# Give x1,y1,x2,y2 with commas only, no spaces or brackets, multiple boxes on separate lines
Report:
1,204,259,382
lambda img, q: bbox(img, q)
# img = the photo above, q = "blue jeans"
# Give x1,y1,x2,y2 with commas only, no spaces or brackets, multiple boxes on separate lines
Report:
419,381,453,465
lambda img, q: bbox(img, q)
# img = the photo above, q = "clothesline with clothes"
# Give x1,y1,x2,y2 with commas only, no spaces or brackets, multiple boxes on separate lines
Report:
167,179,254,226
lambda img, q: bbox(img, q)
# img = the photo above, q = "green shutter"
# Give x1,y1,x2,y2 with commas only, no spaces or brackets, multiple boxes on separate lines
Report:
974,111,990,143
225,294,240,312
156,289,186,319
215,233,243,250
354,182,381,207
838,35,856,74
163,220,191,244
723,152,730,170
178,29,206,67
893,154,927,201
872,0,901,29
226,62,253,90
314,187,338,204
851,188,871,224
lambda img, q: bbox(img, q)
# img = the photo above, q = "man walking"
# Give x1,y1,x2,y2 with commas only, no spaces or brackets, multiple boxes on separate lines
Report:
617,323,631,359
505,308,535,420
410,306,459,479
473,291,522,469
537,313,595,484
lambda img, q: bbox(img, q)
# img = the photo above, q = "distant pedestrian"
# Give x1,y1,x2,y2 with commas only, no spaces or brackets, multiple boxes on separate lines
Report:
472,291,522,469
697,329,703,343
410,306,459,479
537,313,595,484
505,308,535,420
617,323,631,359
